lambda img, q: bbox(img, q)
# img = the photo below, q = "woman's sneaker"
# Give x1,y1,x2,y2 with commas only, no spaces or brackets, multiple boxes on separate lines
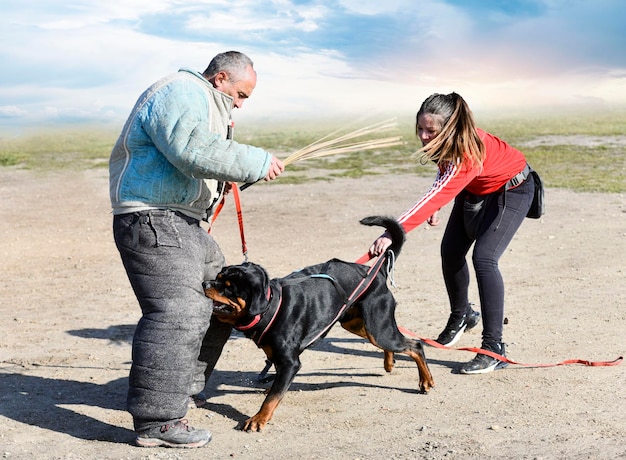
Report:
435,308,481,346
135,419,211,448
460,342,509,374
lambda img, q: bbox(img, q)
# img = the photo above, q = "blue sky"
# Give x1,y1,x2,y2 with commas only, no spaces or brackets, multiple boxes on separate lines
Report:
1,0,625,130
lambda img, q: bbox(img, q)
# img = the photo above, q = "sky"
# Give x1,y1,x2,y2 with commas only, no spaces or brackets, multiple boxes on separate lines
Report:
1,0,625,130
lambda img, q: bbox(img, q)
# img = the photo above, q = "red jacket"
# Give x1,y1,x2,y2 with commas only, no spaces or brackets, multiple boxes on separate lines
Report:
397,128,527,234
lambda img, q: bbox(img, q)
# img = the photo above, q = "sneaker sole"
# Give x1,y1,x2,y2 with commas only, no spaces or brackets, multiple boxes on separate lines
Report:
436,324,467,347
460,359,509,375
136,436,211,448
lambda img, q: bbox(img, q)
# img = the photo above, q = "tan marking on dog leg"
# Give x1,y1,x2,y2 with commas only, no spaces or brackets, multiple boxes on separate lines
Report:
403,348,434,393
342,320,397,372
340,318,366,337
340,318,367,338
242,394,282,432
261,345,274,362
383,350,395,372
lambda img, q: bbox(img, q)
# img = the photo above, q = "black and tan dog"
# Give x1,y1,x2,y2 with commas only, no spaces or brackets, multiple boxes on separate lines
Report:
204,216,434,431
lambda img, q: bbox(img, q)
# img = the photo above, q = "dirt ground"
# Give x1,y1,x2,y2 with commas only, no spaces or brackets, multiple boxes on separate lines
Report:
1,166,624,460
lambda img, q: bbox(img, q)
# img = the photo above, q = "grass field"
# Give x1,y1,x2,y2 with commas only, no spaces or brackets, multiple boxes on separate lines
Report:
1,109,625,193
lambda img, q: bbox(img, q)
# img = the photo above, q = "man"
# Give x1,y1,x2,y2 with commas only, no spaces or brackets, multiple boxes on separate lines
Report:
109,51,284,448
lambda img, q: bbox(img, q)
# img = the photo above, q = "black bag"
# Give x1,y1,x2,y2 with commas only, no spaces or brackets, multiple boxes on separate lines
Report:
526,170,545,219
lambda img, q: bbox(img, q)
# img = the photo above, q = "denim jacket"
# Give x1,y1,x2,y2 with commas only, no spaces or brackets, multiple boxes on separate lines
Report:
109,68,272,221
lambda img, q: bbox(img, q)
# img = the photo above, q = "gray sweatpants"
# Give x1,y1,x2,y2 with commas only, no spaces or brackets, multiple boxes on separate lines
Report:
113,209,231,431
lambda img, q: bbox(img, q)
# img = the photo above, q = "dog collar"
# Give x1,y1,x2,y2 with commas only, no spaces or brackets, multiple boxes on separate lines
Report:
235,314,262,331
234,284,283,345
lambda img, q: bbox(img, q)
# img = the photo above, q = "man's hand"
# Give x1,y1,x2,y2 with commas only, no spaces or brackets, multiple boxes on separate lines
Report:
264,156,285,181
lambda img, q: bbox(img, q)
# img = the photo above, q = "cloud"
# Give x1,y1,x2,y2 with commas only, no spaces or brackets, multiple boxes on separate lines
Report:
0,0,625,130
337,0,417,15
0,106,27,118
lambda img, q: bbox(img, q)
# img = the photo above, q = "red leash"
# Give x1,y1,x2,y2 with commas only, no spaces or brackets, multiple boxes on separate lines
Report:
357,253,622,368
209,183,248,261
397,326,623,368
231,184,248,261
214,207,622,368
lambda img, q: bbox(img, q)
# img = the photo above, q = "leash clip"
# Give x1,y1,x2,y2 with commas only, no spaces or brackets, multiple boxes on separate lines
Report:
385,249,397,288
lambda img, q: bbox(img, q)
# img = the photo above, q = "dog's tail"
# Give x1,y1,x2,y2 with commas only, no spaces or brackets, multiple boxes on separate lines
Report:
359,216,406,259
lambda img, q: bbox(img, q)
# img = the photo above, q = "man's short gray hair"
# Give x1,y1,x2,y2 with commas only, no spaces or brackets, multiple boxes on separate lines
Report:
203,51,254,82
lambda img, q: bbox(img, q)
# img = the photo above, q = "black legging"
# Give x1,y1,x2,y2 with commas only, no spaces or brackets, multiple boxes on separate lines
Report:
441,177,534,345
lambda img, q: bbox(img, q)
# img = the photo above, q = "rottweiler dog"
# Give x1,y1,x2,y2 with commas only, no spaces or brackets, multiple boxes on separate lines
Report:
204,216,434,431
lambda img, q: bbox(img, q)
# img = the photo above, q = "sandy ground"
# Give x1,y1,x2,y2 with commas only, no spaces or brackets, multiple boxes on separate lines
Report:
0,167,624,460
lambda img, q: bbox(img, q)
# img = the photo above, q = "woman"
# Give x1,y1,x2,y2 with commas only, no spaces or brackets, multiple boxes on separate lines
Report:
366,92,534,374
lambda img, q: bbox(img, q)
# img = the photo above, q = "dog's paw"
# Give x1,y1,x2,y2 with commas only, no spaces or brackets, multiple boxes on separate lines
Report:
419,378,434,394
242,415,268,432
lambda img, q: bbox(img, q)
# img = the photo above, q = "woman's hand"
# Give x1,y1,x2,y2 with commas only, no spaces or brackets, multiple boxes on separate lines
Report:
368,232,392,257
427,210,441,226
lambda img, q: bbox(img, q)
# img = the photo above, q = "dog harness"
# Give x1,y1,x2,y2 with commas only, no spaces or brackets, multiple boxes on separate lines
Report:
232,253,391,348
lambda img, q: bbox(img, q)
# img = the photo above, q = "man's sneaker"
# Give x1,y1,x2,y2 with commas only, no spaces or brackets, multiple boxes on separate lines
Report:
188,392,207,409
135,419,211,448
435,308,481,346
459,342,509,375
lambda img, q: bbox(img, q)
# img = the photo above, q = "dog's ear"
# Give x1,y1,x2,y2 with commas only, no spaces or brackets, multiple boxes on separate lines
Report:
237,262,271,316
